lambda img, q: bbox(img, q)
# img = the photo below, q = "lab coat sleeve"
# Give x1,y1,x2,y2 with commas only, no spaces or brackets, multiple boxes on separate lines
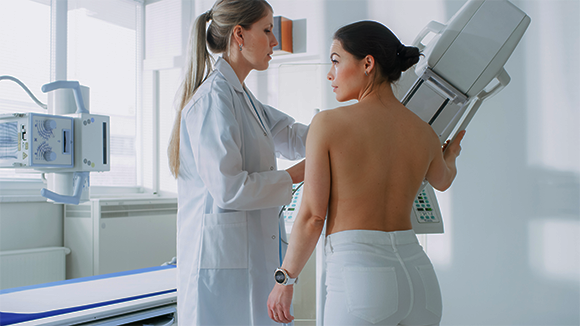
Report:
184,87,292,211
262,104,309,161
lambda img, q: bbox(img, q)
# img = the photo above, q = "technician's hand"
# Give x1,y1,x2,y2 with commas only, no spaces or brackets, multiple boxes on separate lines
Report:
285,159,305,184
267,284,294,324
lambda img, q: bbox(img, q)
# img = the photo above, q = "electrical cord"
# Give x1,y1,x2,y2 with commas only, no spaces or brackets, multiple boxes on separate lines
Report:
0,75,47,110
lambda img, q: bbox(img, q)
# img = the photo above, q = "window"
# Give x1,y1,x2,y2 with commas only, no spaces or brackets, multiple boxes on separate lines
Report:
67,0,141,187
0,0,50,181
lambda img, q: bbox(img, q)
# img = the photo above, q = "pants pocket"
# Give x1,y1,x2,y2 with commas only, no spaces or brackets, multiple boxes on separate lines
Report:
199,212,248,269
416,264,442,317
343,266,399,324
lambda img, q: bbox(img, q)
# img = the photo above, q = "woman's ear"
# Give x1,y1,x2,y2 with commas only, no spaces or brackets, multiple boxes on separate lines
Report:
364,55,375,75
232,25,244,47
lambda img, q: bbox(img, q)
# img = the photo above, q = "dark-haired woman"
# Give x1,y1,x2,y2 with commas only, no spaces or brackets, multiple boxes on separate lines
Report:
267,21,465,325
168,0,308,324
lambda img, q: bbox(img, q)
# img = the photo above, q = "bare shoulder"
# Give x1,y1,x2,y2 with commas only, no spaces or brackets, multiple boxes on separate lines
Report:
306,107,347,146
309,107,349,138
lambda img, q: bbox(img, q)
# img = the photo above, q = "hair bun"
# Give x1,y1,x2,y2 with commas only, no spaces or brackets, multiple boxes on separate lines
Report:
398,45,421,72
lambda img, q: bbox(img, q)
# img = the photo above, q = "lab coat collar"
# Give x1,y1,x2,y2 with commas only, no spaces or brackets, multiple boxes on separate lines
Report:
215,56,269,135
215,57,244,93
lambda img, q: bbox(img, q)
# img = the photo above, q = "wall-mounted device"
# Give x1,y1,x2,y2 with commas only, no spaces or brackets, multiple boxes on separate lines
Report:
0,78,110,205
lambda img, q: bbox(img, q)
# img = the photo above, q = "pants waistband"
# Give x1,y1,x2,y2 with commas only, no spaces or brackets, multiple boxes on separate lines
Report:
325,229,418,253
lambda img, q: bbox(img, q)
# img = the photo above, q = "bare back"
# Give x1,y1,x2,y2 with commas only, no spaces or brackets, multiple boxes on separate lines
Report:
324,94,440,235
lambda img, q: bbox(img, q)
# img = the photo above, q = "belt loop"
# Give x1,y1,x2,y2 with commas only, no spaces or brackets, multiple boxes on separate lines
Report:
327,235,334,253
389,233,397,252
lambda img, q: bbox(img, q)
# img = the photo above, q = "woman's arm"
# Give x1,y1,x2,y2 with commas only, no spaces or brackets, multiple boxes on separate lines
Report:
425,130,466,191
267,112,332,324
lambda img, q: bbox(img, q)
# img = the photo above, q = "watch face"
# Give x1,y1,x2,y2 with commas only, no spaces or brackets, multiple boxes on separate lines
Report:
275,270,286,284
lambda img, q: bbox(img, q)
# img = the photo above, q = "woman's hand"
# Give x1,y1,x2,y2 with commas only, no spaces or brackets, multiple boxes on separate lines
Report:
285,159,305,184
267,284,294,324
442,130,465,160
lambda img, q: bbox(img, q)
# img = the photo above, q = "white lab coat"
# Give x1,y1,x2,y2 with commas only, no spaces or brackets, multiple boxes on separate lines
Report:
177,57,308,325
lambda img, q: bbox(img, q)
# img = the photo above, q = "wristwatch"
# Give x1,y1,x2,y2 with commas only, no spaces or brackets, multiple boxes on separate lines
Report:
274,268,298,286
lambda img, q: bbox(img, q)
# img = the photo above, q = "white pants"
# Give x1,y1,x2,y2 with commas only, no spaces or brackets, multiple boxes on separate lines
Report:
323,229,442,326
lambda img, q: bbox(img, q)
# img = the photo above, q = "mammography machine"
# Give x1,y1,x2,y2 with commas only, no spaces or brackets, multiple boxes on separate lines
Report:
402,0,530,234
0,79,109,205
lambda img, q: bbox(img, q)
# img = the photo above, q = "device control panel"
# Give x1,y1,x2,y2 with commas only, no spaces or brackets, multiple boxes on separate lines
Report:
0,113,74,168
283,183,304,233
410,185,444,233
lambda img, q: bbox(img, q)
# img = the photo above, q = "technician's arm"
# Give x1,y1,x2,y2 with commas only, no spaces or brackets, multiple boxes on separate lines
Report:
426,130,466,191
263,104,309,184
267,112,331,324
263,104,309,161
285,159,305,184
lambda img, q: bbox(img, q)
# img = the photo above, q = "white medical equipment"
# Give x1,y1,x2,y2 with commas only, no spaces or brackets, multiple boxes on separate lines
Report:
0,265,176,326
402,0,530,233
0,79,110,205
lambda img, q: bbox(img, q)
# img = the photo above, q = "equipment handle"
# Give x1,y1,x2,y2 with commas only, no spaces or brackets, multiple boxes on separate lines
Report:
478,68,511,101
412,21,446,51
449,68,511,143
41,80,89,114
40,172,90,205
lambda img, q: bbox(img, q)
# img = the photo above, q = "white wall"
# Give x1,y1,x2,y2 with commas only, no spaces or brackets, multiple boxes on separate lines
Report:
0,202,63,251
264,0,579,325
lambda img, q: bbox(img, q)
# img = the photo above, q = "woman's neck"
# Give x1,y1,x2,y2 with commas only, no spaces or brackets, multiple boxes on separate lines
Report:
359,82,396,105
223,53,251,86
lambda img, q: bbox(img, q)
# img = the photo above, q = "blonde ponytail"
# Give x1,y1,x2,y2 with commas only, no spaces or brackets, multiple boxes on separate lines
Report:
168,11,213,178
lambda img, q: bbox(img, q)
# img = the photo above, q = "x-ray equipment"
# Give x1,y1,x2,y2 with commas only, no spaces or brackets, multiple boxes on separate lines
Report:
402,0,530,234
0,79,110,204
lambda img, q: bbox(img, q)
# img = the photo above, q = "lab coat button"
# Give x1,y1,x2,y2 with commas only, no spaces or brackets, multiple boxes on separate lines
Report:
264,132,267,136
270,166,274,170
272,235,276,239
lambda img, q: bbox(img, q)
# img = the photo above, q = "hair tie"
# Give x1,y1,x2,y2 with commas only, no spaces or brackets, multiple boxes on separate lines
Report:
397,44,405,56
205,10,213,22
